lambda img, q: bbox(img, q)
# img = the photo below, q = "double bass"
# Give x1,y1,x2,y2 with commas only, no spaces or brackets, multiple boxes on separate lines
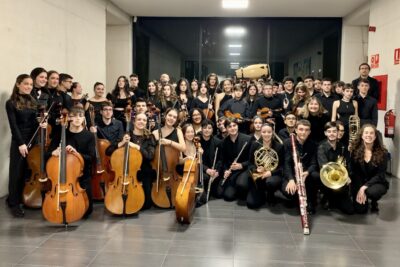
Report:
42,110,88,225
104,104,145,215
23,104,51,208
175,137,202,224
151,113,180,208
88,104,111,200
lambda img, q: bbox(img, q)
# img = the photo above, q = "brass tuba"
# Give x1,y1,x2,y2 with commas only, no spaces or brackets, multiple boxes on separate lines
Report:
250,146,279,181
320,157,349,190
348,115,360,144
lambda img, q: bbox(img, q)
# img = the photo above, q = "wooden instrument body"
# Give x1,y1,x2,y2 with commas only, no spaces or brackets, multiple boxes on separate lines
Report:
151,144,180,208
42,152,87,224
23,145,43,208
175,157,199,224
91,138,111,200
104,146,144,215
202,108,214,120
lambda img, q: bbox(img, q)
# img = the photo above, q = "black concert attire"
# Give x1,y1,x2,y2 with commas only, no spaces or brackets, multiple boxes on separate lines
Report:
278,128,293,141
282,91,295,113
219,94,233,108
156,99,178,114
146,93,158,106
5,96,38,211
197,135,222,204
86,100,110,127
192,97,209,110
47,128,96,216
350,154,388,213
71,97,87,108
335,100,356,146
317,140,354,214
301,113,330,144
106,93,135,129
247,140,284,209
217,133,251,201
352,76,380,100
218,98,251,133
316,93,339,118
246,97,258,115
130,86,146,98
251,95,284,131
356,94,378,126
282,137,319,212
106,132,156,210
96,118,124,144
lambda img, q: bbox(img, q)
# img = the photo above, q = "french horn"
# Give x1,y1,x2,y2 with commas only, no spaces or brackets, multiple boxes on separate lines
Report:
250,146,279,181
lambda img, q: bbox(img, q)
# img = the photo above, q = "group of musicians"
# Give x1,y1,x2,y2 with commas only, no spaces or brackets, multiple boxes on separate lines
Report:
5,63,388,222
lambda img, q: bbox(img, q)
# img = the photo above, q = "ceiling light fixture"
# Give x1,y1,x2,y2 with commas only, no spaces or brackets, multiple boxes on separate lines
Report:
222,0,249,9
225,27,246,36
230,53,240,56
230,62,240,65
229,44,242,48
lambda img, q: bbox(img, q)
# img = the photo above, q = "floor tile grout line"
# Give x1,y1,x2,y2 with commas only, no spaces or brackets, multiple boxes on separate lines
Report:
14,230,56,265
283,213,306,267
160,220,178,267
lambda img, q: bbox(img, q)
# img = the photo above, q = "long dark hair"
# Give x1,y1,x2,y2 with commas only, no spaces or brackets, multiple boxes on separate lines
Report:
10,74,37,110
111,75,130,99
351,124,387,167
176,78,192,98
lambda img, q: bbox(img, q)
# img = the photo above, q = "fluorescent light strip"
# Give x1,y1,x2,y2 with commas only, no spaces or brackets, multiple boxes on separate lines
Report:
225,27,246,36
229,44,242,48
230,62,240,64
230,53,240,56
222,0,249,9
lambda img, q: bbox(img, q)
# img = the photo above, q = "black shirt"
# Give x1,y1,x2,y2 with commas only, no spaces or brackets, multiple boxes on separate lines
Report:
352,76,379,100
221,133,251,170
301,113,330,144
251,95,283,118
356,94,378,126
317,139,349,168
316,93,339,118
350,154,388,189
200,136,222,172
96,119,124,144
218,98,250,119
248,140,284,177
283,137,318,181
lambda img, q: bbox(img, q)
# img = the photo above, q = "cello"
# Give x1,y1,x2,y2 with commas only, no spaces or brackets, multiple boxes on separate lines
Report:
104,104,145,215
88,104,111,200
151,112,180,208
42,110,88,225
175,137,202,224
23,105,51,208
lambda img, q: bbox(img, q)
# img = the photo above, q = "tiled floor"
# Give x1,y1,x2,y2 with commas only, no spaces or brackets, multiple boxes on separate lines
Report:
1,176,399,267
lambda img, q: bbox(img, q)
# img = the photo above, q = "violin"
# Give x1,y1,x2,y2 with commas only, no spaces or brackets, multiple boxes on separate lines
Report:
175,137,202,224
23,105,51,208
104,104,145,215
224,110,251,123
202,94,215,120
42,109,88,225
89,104,111,200
151,113,180,208
257,107,272,119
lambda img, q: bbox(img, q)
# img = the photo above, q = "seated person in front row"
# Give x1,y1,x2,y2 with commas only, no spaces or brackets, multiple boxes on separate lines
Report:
217,118,251,201
350,124,389,213
282,119,319,214
317,122,354,215
247,123,284,209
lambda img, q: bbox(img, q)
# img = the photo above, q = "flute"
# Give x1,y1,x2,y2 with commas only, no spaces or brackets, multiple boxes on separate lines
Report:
290,134,310,235
221,142,248,186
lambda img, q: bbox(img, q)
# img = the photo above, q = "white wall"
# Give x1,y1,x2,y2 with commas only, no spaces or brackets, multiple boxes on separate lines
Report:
368,0,400,178
0,0,131,197
287,39,323,79
149,37,182,81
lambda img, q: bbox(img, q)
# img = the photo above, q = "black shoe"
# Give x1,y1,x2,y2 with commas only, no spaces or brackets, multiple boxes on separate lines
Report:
266,194,277,206
371,201,379,213
307,203,316,215
10,206,24,218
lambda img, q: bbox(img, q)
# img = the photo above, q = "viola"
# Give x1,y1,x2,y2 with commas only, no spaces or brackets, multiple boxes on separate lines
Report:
175,137,202,224
42,109,88,225
23,106,51,208
104,104,145,215
88,104,111,200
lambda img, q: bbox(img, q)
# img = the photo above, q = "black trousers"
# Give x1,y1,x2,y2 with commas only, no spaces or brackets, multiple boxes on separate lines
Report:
247,175,282,209
138,169,154,210
7,140,29,207
281,171,320,206
323,185,354,214
216,170,249,201
79,174,93,215
353,183,388,214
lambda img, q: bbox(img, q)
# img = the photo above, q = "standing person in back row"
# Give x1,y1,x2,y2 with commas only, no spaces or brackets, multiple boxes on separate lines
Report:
352,63,379,100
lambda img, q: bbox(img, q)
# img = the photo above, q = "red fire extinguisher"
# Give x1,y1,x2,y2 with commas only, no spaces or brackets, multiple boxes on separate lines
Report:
384,109,396,138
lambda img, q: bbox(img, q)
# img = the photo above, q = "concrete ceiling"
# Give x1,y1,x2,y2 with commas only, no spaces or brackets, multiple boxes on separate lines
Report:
110,0,369,18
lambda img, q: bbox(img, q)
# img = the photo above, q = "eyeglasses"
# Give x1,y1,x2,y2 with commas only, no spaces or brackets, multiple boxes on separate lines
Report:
102,108,113,111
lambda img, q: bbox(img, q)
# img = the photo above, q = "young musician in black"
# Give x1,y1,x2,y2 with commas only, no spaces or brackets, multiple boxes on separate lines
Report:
247,123,284,209
217,118,251,201
351,124,388,213
197,120,222,205
355,78,378,127
316,78,339,118
278,112,297,141
106,113,156,210
317,122,354,214
48,106,96,217
282,119,319,214
6,74,46,217
90,102,124,145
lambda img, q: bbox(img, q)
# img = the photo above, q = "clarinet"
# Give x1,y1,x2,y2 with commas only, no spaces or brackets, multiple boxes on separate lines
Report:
290,134,310,235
